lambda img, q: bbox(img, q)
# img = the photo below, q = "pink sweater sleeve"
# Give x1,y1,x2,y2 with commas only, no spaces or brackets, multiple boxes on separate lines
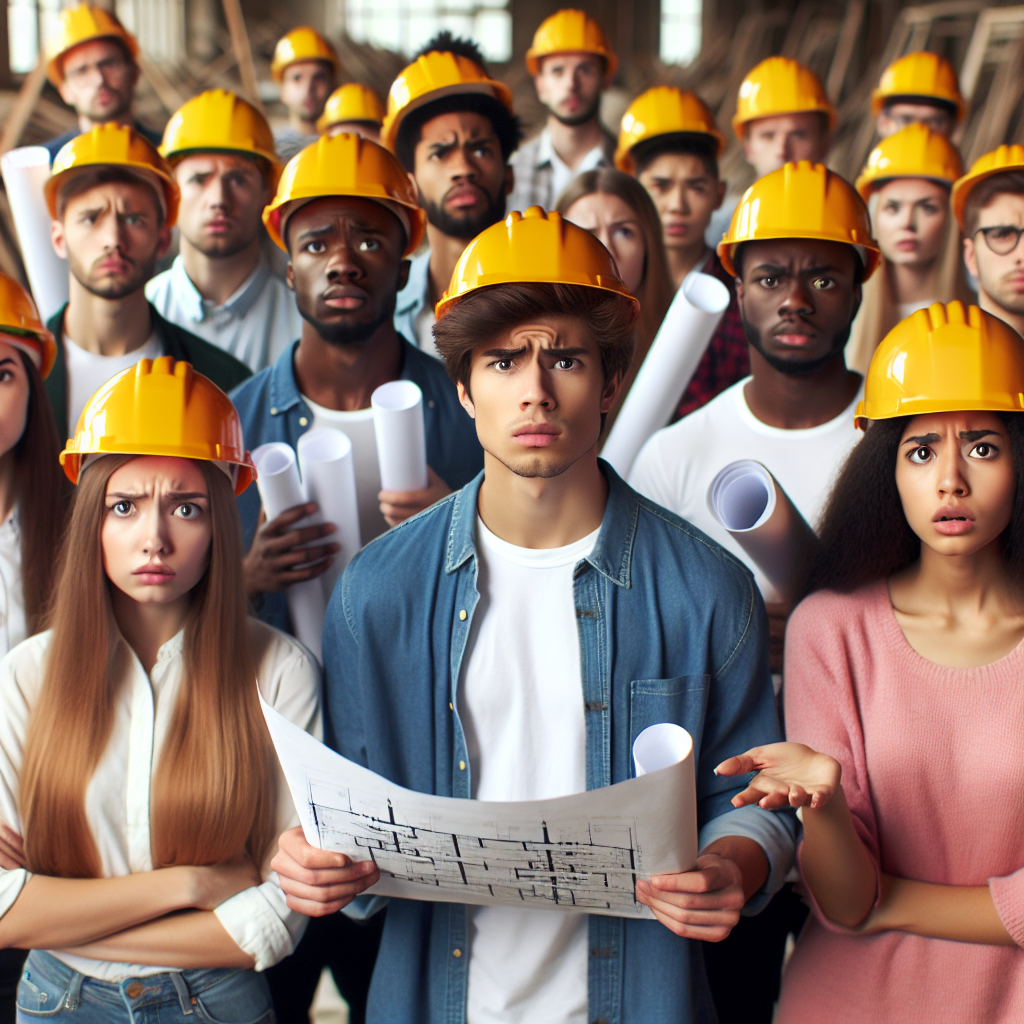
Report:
784,591,882,930
989,869,1024,947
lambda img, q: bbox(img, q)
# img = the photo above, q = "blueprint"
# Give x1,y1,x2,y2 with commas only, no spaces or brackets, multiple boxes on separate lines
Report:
262,701,698,919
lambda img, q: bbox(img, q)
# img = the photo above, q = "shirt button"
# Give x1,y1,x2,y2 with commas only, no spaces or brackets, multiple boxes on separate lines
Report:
459,609,467,621
428,399,436,409
299,417,308,427
459,761,466,770
270,407,279,416
453,948,462,958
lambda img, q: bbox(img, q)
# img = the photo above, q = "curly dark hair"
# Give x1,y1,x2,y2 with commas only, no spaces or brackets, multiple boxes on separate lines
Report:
414,30,487,67
802,413,1024,597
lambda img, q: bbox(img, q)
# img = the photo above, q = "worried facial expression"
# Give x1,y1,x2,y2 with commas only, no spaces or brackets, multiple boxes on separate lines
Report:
563,191,646,294
0,341,30,460
638,152,724,253
57,38,136,123
279,60,334,123
742,112,830,179
964,192,1024,319
872,177,949,268
101,456,213,608
458,315,618,480
534,52,604,126
895,412,1016,558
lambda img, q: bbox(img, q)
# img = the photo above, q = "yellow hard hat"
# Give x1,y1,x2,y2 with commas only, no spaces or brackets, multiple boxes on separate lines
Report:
60,356,255,494
435,206,639,320
871,52,965,123
525,8,617,78
317,83,386,133
263,132,426,255
271,26,338,82
0,273,56,379
615,87,725,172
160,90,281,187
855,123,963,200
47,123,180,227
732,57,835,137
46,5,138,86
951,145,1024,230
855,301,1024,427
381,50,514,154
717,161,879,279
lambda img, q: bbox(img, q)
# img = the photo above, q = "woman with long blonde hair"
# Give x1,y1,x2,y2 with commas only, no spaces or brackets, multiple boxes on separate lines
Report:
0,358,337,1023
847,123,972,373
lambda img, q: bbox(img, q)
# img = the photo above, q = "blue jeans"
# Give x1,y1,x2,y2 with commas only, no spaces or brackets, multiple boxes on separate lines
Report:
15,951,275,1023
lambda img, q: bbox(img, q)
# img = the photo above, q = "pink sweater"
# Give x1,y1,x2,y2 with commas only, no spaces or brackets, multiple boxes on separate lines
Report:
778,581,1024,1024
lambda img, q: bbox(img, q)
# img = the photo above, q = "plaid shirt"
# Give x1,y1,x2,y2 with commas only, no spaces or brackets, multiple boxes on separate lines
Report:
673,251,749,421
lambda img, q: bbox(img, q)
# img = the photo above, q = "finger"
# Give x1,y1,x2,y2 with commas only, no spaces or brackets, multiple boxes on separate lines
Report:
275,829,358,871
377,489,431,507
284,893,350,917
278,870,379,905
646,901,739,942
269,559,336,585
714,752,766,777
262,523,337,554
0,848,21,870
262,503,319,535
646,864,731,894
730,775,791,808
0,825,23,852
266,543,340,568
636,881,735,912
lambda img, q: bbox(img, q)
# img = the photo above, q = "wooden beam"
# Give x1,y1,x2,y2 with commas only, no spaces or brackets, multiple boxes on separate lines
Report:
0,61,48,158
220,0,263,112
137,55,186,114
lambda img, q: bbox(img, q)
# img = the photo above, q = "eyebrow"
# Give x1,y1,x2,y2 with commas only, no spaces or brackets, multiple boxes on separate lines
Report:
480,345,590,359
903,429,1000,445
0,358,16,368
749,263,839,275
107,491,209,500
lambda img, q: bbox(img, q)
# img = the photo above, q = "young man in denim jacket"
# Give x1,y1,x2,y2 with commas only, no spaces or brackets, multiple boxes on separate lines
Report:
271,208,796,1024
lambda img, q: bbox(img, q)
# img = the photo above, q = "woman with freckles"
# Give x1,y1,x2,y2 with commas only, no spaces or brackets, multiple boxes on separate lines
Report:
718,302,1024,1022
0,358,322,1023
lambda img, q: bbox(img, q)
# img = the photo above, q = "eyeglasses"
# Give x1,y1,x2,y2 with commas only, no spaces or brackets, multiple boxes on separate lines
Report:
63,55,131,85
975,225,1024,256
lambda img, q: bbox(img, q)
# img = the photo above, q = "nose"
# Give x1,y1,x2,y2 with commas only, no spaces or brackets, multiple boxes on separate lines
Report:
141,507,171,556
667,183,688,215
778,277,814,316
205,174,227,209
936,446,970,498
519,352,556,411
324,237,364,281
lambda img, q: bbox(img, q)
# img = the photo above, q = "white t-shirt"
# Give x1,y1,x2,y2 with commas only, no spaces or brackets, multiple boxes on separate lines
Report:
300,395,388,545
629,376,864,602
64,332,161,432
460,517,598,1024
897,299,936,321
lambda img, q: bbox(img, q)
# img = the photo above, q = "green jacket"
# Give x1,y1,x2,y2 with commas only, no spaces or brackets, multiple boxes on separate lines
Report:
45,302,251,441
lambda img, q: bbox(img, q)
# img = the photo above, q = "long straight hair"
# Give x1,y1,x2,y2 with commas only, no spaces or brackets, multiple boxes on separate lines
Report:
13,350,70,632
20,457,277,877
803,413,1024,597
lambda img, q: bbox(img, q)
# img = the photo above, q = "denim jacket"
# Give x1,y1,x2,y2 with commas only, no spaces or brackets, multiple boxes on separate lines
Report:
323,465,796,1024
230,338,484,633
392,249,431,349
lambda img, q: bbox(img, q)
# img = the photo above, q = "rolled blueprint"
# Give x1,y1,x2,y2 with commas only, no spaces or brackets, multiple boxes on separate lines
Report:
707,460,818,602
601,272,730,478
252,442,327,662
371,379,428,492
297,428,361,600
0,147,69,320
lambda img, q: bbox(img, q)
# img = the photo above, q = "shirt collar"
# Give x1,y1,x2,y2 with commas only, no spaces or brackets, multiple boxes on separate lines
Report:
170,254,271,323
445,461,637,588
535,128,606,176
395,249,432,316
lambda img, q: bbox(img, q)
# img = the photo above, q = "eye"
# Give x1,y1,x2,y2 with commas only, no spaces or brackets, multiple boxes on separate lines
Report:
493,358,513,371
124,213,143,226
812,277,835,290
907,445,933,464
358,238,380,252
0,370,14,383
969,442,998,459
304,239,327,254
109,499,134,516
555,357,577,370
989,226,1018,243
173,502,202,520
758,275,780,288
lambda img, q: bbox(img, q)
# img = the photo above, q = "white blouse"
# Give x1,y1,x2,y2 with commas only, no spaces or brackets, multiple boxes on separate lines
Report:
0,509,26,662
0,619,321,979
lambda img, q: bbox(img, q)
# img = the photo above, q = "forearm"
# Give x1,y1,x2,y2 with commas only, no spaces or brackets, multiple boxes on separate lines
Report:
800,787,877,927
0,869,195,950
703,836,768,903
60,910,255,969
867,876,1015,946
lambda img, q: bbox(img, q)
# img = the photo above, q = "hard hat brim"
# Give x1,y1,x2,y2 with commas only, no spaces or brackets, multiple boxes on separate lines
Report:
870,88,966,123
718,232,880,280
47,30,139,86
525,47,618,79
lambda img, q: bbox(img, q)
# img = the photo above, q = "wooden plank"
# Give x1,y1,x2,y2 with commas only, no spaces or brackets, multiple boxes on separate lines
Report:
137,55,186,113
826,0,867,104
0,62,48,157
220,0,263,112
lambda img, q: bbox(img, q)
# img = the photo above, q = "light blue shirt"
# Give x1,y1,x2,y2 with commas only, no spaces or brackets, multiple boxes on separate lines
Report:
146,254,302,373
393,248,434,356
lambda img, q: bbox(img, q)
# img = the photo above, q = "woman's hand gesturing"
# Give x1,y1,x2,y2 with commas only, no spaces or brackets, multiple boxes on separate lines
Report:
715,742,842,811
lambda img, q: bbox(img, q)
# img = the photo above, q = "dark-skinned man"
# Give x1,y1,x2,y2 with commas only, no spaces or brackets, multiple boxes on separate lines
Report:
43,4,162,162
230,130,483,1024
630,161,879,1024
44,124,250,441
386,33,520,356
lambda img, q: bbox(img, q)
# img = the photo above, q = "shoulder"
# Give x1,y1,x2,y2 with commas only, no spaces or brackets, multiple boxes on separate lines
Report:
787,583,888,652
0,631,54,711
251,619,321,703
155,310,251,386
145,268,172,304
510,134,541,164
229,362,274,407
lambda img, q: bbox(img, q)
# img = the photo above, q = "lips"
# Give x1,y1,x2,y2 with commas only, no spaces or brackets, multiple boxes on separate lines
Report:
513,424,561,448
771,329,816,348
96,257,131,275
133,563,174,584
932,508,974,536
445,185,486,210
322,287,367,310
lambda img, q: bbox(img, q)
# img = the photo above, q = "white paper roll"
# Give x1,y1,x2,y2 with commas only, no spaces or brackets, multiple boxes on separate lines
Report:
297,428,361,601
0,147,69,321
601,272,730,478
252,442,326,662
371,379,428,492
632,723,694,777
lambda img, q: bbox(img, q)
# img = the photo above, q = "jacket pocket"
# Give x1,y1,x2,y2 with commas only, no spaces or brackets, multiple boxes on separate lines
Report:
629,676,709,770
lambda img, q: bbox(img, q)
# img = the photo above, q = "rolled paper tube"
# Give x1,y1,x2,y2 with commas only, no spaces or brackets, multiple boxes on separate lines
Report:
706,459,819,602
371,379,428,492
632,723,694,777
252,442,326,662
297,428,361,601
601,272,730,478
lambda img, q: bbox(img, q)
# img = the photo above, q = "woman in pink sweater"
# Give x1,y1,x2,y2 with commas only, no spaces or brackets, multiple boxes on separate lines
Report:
718,302,1024,1022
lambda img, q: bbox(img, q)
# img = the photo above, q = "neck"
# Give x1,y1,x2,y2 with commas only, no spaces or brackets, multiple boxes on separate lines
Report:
743,348,861,429
979,288,1024,338
477,448,607,548
293,316,403,410
180,237,261,306
889,258,938,305
77,110,132,133
110,588,190,675
63,277,153,355
288,112,318,136
898,539,1020,617
426,223,473,308
667,242,709,290
545,114,604,171
0,451,17,523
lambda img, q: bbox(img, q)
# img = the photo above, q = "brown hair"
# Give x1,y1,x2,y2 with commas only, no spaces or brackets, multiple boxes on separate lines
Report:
14,351,71,632
556,169,674,430
21,457,276,877
963,171,1024,237
433,282,637,393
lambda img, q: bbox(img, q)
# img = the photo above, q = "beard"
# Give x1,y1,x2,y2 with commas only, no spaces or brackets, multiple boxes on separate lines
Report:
187,227,260,261
421,188,506,241
744,320,851,376
297,292,397,348
548,94,601,127
70,250,156,301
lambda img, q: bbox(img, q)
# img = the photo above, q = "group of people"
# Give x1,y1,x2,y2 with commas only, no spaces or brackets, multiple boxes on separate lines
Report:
0,3,1019,1023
